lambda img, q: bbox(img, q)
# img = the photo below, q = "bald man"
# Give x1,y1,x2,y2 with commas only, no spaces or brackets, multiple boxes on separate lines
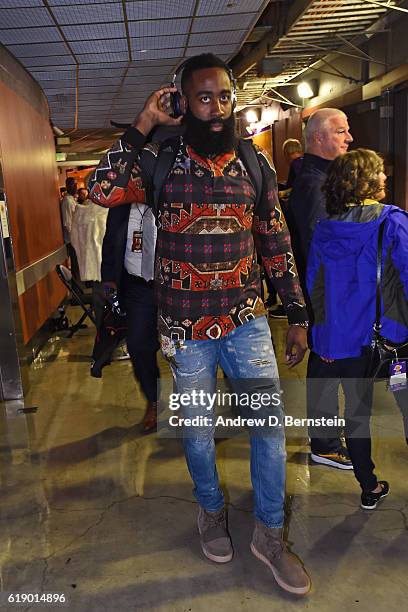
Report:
290,108,353,267
289,108,354,470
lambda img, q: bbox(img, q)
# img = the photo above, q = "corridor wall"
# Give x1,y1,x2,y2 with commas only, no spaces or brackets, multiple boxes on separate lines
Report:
272,111,303,184
0,44,66,343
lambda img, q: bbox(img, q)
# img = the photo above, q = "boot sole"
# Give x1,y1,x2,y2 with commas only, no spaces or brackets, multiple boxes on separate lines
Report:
200,543,233,563
250,543,311,596
310,453,354,470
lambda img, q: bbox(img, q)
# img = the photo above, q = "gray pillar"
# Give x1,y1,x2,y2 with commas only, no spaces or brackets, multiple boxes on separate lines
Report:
0,186,26,402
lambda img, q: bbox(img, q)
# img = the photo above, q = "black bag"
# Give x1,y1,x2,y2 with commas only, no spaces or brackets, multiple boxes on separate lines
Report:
369,220,408,379
90,299,127,378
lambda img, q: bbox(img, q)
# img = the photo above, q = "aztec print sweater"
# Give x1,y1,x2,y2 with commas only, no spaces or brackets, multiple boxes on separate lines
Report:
89,127,307,342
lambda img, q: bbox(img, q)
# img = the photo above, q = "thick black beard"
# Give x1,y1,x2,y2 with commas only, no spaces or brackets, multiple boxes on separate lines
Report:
183,108,237,157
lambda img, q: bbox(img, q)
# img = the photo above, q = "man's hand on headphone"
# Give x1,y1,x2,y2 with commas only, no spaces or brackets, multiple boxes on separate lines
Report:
133,87,183,136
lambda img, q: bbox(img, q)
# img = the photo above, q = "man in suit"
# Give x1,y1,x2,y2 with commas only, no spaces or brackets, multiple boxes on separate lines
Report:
102,202,159,433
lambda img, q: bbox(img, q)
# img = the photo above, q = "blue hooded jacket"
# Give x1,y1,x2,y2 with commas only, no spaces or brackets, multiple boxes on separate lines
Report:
307,203,408,359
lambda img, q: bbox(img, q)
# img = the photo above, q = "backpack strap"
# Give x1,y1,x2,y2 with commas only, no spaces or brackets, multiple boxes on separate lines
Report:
140,137,181,215
152,138,181,212
238,138,263,212
374,219,386,334
142,136,262,214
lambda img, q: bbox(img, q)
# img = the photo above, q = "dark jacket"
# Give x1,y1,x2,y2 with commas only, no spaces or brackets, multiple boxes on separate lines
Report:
288,153,331,279
307,202,408,359
286,156,303,189
101,204,131,287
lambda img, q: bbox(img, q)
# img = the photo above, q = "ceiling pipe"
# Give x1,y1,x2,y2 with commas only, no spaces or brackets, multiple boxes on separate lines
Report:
230,0,315,77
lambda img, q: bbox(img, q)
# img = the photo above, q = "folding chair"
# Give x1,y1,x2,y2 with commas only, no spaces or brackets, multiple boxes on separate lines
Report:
55,264,97,337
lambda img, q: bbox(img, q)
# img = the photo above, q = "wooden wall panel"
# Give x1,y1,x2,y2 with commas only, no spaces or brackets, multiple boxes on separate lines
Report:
0,81,62,271
251,128,272,156
287,111,303,142
19,269,67,342
346,105,380,152
272,112,303,185
394,87,408,211
0,70,66,343
272,118,288,184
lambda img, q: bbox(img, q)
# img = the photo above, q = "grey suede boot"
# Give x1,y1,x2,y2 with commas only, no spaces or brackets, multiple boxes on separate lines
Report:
197,507,233,563
251,520,311,595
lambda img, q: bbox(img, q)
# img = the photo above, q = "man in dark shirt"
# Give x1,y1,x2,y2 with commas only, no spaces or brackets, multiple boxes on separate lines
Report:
89,54,310,595
290,109,353,275
289,108,354,469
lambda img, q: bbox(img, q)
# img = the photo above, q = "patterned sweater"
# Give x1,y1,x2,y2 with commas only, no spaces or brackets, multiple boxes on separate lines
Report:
89,127,307,342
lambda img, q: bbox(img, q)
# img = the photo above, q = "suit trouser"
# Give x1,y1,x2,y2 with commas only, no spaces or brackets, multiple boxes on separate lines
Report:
121,271,159,403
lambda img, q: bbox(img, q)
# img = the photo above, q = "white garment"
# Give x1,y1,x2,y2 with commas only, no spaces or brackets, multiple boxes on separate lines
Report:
71,200,108,281
124,203,156,281
61,193,77,242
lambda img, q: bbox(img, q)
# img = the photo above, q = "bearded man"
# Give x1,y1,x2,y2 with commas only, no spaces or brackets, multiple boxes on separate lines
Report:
89,54,310,596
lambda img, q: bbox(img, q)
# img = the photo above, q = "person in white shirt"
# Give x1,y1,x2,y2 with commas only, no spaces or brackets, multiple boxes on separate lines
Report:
71,189,108,283
61,177,78,242
61,177,80,279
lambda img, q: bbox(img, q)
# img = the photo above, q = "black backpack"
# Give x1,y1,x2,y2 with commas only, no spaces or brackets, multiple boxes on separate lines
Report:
141,136,263,215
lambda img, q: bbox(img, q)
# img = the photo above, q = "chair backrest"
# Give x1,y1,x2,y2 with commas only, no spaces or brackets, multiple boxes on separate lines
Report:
58,264,72,284
55,264,97,335
56,263,85,301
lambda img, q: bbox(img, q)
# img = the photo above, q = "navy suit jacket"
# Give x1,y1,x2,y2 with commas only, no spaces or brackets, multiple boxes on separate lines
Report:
101,204,131,287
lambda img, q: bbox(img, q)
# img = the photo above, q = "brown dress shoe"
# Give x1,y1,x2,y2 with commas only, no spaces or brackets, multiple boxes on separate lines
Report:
142,401,157,434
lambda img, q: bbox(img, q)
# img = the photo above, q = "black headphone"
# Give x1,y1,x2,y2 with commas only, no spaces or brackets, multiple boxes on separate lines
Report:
169,60,237,118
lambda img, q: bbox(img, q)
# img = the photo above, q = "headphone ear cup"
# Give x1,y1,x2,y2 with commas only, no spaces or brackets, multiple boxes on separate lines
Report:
230,74,237,111
170,91,182,118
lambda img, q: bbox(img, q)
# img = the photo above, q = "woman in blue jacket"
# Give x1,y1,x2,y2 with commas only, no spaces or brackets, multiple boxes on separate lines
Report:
307,148,408,510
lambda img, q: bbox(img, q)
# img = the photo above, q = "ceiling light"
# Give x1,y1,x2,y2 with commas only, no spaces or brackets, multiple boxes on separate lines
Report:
56,136,70,146
297,81,315,99
261,106,277,124
246,109,259,123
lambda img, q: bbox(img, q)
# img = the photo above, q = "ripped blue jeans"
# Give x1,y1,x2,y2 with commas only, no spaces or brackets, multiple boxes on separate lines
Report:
166,316,286,528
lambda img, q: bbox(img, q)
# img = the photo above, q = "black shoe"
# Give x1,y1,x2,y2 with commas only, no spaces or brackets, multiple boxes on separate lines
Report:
361,481,389,510
310,446,353,470
269,305,286,319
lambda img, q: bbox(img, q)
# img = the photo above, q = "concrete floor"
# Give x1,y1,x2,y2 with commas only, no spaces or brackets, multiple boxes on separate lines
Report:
1,309,407,611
